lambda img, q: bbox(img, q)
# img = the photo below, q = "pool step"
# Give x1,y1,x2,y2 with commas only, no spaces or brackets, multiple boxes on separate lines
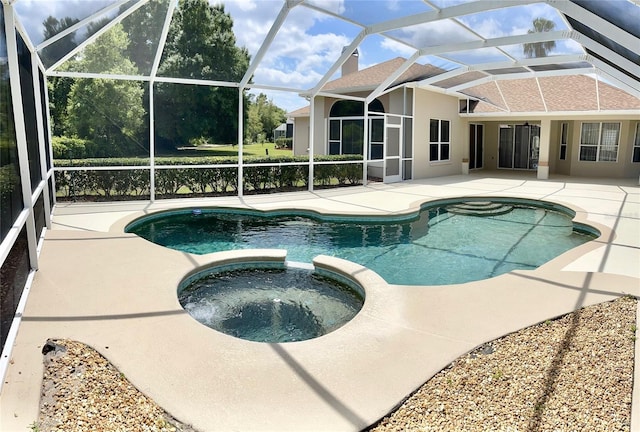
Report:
445,201,513,217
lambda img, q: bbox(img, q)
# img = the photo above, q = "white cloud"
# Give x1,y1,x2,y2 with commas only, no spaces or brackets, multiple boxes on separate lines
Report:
386,0,400,12
304,0,346,16
226,3,351,90
468,17,507,39
226,0,257,12
380,38,417,58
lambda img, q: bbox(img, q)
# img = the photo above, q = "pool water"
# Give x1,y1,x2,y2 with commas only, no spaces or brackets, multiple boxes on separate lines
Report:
128,200,596,285
179,267,364,342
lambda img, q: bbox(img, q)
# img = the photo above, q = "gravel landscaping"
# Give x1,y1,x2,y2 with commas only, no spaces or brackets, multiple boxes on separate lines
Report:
370,296,637,432
36,296,637,432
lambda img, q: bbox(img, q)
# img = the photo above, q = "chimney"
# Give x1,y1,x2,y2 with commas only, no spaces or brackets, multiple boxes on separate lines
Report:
341,48,359,77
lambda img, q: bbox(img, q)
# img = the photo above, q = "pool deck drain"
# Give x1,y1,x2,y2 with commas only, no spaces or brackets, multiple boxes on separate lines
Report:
1,173,639,432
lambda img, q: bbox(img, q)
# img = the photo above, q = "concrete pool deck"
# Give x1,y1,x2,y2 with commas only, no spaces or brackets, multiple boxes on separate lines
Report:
1,173,639,431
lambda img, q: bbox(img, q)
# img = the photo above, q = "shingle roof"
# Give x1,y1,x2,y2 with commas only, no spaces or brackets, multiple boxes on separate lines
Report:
294,58,639,116
322,57,444,92
466,75,640,113
287,106,309,117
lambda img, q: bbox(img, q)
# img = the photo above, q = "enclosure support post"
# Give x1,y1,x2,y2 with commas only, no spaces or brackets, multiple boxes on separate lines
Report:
308,96,315,192
238,88,244,197
537,118,551,180
149,81,156,202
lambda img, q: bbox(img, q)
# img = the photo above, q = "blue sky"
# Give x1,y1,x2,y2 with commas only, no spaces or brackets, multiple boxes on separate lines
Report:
14,0,587,112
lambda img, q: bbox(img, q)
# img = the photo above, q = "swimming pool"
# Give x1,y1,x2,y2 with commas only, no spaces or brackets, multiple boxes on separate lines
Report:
126,198,597,285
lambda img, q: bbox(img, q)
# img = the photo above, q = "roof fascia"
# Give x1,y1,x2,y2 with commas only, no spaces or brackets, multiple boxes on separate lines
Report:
314,92,366,102
46,0,150,73
239,0,301,88
461,110,640,119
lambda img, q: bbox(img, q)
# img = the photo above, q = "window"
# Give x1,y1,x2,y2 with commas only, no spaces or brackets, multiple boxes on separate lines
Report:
328,99,384,156
633,123,640,163
579,122,620,162
559,122,568,160
429,119,450,162
369,118,384,160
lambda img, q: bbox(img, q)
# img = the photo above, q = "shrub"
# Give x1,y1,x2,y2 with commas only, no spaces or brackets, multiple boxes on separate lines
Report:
274,137,293,149
52,136,95,159
53,154,362,200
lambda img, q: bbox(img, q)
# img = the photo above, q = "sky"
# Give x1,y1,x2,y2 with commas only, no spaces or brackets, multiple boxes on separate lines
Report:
12,0,590,112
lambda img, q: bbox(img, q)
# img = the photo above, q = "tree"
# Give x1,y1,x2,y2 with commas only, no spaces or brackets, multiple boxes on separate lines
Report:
120,0,169,74
41,16,79,136
154,0,250,149
40,16,80,66
244,93,287,143
66,24,146,157
523,18,557,58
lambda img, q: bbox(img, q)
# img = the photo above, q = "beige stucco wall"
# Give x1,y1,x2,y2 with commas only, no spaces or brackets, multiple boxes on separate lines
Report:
292,116,310,156
294,86,640,180
566,119,640,179
466,115,640,179
412,88,466,179
293,89,410,157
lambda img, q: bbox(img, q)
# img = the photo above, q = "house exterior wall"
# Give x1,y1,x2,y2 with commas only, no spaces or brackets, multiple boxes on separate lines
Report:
624,121,640,178
567,118,640,179
312,97,326,155
412,88,465,179
292,116,310,156
467,115,639,179
295,88,639,180
551,120,572,176
481,122,500,171
388,88,413,115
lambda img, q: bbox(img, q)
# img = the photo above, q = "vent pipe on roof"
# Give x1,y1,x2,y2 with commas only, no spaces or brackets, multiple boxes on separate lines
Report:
342,48,359,77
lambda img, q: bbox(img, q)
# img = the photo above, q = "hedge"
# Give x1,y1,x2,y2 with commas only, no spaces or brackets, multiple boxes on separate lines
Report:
54,155,363,200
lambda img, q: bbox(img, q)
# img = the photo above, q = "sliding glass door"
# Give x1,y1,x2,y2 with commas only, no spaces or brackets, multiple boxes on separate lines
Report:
498,124,540,170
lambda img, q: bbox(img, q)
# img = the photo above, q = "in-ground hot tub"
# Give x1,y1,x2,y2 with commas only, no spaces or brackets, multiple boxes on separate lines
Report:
178,261,365,343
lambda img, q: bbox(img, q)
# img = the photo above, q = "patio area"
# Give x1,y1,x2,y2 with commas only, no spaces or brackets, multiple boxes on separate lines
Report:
1,173,639,431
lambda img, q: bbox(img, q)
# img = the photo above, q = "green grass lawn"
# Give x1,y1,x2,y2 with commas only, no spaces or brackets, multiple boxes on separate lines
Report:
159,142,293,158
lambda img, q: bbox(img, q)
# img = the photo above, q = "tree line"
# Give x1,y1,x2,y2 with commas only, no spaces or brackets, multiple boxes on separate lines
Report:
45,0,286,159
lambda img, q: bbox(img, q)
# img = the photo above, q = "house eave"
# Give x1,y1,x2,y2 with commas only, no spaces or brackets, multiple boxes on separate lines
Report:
460,110,640,119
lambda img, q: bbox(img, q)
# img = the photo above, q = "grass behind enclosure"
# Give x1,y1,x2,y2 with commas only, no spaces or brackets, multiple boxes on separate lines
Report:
159,142,293,158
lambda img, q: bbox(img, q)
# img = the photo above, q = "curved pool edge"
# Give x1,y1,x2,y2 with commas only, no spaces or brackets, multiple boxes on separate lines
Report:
115,195,607,287
112,194,600,237
4,178,639,432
